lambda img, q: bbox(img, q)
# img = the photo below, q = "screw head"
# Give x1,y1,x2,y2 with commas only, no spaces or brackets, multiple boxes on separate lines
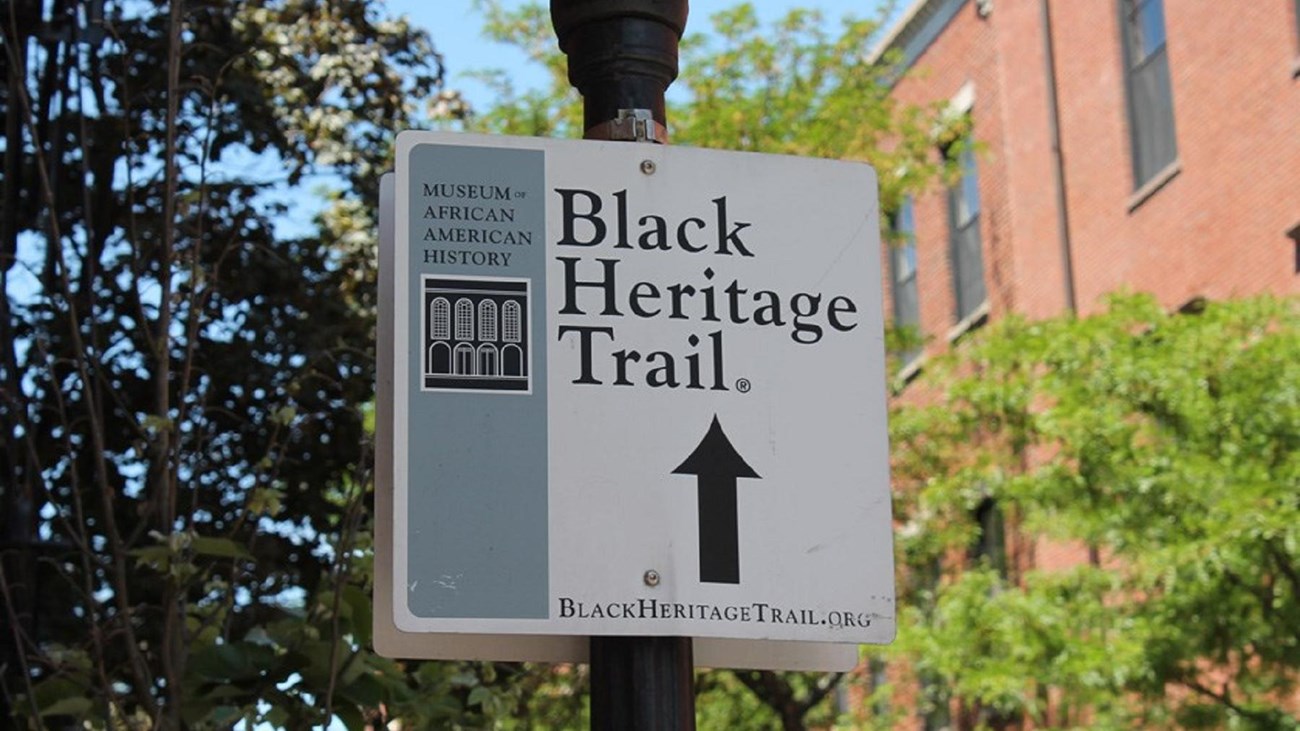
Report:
640,159,656,175
643,569,661,587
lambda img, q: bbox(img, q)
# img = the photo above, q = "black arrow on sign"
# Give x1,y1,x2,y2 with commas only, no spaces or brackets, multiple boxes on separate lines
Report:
673,415,761,584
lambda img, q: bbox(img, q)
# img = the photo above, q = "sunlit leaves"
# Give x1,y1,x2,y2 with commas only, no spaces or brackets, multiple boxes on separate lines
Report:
892,294,1300,728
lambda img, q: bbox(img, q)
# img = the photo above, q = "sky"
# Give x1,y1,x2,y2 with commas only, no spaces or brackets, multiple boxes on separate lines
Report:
266,1,903,242
386,0,894,115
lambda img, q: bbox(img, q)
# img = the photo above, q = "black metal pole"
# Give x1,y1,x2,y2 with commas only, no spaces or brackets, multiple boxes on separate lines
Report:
550,2,695,728
551,0,687,142
588,635,695,729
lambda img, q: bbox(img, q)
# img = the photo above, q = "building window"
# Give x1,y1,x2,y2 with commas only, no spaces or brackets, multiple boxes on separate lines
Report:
890,196,922,365
868,656,891,719
1120,0,1178,188
967,496,1020,731
968,497,1008,578
920,671,951,731
910,555,951,731
947,142,987,324
1288,222,1300,273
1294,0,1300,69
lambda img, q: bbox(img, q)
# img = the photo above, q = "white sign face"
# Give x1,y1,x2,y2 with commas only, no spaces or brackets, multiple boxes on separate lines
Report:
375,174,860,671
389,131,895,647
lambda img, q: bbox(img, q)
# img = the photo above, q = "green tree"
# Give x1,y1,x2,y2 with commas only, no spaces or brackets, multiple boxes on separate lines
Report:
890,294,1300,729
0,0,526,727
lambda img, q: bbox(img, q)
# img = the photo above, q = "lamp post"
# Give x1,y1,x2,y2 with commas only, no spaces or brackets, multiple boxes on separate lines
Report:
550,2,695,728
551,0,686,143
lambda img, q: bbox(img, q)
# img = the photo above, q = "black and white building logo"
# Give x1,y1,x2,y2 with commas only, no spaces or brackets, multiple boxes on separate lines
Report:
422,276,530,392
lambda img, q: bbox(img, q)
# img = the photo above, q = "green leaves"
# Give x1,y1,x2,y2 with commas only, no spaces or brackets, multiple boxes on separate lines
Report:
893,294,1300,727
191,536,253,560
36,693,94,720
2,0,443,725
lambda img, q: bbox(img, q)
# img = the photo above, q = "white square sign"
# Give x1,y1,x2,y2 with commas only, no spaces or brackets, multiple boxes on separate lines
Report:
385,131,895,650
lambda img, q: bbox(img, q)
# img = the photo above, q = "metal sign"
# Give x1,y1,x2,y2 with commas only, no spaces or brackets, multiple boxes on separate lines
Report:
380,131,896,658
376,175,861,671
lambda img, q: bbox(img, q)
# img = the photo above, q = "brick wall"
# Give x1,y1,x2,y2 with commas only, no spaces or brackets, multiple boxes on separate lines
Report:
1050,0,1300,310
883,0,1300,357
886,0,1011,345
877,1,1300,727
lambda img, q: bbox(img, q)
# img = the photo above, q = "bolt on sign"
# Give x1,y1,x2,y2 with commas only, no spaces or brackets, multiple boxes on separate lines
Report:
381,131,895,655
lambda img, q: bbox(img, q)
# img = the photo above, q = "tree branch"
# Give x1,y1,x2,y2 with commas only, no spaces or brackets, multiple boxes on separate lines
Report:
0,561,46,729
4,2,161,718
155,2,186,727
1183,677,1278,725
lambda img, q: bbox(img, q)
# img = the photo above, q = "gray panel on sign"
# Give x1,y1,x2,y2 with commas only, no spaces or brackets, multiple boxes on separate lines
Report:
406,145,548,618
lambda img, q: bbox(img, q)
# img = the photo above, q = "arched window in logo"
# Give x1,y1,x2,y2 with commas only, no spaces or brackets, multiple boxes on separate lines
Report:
428,341,451,375
422,276,530,393
477,344,499,376
455,299,474,341
503,301,521,343
454,342,475,375
502,344,523,377
430,298,450,340
478,300,498,341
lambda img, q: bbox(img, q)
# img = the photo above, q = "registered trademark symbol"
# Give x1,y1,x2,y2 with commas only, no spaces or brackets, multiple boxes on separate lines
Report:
735,378,751,393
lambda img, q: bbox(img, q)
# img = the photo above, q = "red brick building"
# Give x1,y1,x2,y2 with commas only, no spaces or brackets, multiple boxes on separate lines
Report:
863,1,1300,728
877,0,1299,377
